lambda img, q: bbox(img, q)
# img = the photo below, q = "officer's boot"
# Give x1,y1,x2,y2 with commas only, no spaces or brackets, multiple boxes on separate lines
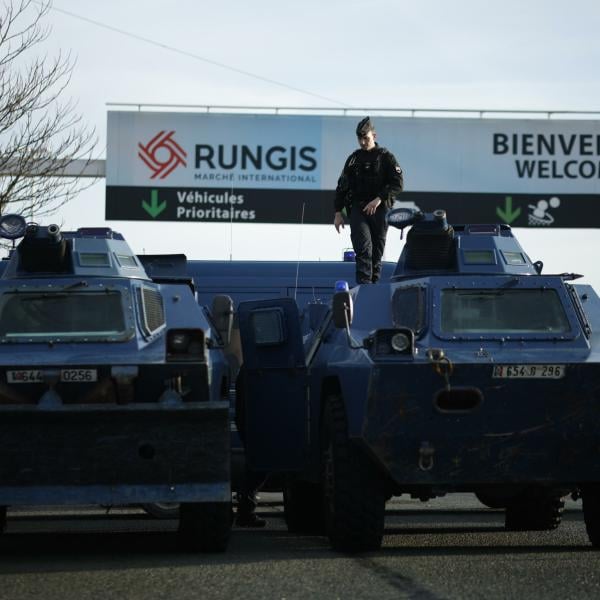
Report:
235,491,266,527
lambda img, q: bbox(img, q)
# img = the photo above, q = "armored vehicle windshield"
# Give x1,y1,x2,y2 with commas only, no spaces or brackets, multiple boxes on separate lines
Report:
439,288,571,334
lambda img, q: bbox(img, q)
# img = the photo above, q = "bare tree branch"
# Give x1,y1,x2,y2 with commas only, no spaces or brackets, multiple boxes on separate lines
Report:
0,0,98,218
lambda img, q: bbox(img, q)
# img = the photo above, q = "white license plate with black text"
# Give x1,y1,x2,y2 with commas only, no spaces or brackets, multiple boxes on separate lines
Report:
492,364,565,379
6,369,98,383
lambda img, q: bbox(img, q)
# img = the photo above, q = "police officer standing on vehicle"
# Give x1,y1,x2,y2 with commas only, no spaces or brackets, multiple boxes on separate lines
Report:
334,117,404,284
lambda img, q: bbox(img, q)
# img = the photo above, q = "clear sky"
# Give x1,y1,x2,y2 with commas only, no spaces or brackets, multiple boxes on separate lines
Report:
28,0,600,287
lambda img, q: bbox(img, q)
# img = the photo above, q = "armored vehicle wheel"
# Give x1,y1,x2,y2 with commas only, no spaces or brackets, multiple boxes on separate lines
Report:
283,480,325,534
178,502,231,552
475,493,509,509
505,491,564,531
321,396,386,552
582,485,600,548
0,506,6,534
141,503,180,519
475,490,520,510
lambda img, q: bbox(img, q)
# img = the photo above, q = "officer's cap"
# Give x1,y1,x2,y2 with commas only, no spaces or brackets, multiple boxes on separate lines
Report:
356,117,375,137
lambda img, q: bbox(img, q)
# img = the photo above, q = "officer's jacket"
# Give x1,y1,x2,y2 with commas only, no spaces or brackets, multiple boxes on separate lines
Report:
334,144,404,212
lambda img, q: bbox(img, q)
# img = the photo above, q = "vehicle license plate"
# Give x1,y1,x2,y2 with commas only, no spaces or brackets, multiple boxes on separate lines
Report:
492,364,565,379
7,369,98,383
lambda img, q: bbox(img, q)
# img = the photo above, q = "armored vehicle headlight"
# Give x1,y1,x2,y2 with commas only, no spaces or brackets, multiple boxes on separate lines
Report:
369,328,414,358
169,332,190,352
0,214,27,240
391,332,410,352
386,208,423,230
167,329,206,361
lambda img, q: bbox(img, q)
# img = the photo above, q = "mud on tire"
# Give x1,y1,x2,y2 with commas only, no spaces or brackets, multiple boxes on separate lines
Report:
178,502,231,552
321,396,386,552
505,491,564,531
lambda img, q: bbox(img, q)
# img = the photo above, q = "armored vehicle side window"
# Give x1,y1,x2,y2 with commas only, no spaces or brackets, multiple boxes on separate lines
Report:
251,308,285,346
392,286,425,334
78,253,111,267
0,291,126,339
440,289,570,334
115,254,138,268
502,251,526,265
462,250,496,265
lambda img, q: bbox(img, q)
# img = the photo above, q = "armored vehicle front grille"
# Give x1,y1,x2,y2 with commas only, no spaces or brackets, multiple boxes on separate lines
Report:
139,286,165,337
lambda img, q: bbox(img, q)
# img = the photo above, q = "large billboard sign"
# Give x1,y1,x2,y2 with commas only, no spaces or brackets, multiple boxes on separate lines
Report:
106,111,600,227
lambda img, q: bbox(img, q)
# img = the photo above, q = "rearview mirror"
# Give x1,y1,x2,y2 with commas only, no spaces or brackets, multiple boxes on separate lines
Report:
332,291,353,328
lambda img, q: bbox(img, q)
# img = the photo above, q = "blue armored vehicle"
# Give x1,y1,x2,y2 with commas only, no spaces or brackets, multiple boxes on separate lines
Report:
0,215,233,551
236,208,600,552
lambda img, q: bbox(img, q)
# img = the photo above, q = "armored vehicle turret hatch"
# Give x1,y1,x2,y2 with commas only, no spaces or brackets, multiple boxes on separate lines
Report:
236,208,600,552
0,216,234,552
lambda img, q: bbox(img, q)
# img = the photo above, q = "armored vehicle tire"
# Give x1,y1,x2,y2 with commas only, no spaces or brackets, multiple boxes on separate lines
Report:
141,503,180,519
321,396,386,552
0,506,6,534
582,485,600,548
505,492,564,531
475,491,516,510
283,480,326,535
475,493,508,509
178,502,231,552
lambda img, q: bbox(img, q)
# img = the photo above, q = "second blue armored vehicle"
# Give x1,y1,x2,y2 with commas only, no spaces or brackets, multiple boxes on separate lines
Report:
236,208,600,552
0,215,233,551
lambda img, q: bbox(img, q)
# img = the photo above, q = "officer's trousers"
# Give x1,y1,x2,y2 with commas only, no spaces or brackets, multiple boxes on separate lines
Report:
350,205,388,284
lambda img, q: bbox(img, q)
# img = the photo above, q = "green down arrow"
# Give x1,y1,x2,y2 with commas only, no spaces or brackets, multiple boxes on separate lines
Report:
142,189,166,218
496,195,521,224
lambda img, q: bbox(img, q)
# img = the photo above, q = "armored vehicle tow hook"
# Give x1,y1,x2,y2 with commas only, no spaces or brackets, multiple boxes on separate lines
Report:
38,369,62,408
426,348,454,391
418,441,435,471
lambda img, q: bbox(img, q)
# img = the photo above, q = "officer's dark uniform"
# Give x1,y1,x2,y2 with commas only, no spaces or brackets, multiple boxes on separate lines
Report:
335,118,404,284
